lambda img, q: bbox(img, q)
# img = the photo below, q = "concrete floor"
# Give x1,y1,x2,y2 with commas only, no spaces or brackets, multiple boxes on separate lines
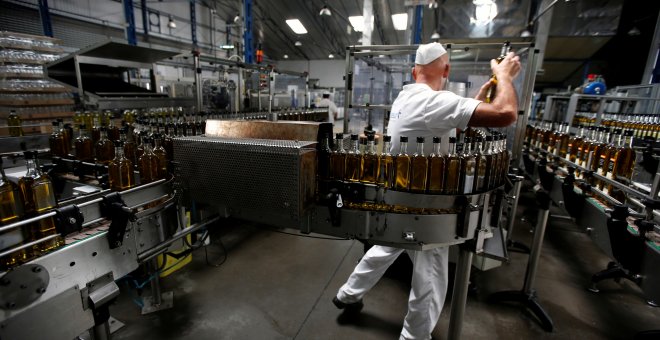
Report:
110,188,660,339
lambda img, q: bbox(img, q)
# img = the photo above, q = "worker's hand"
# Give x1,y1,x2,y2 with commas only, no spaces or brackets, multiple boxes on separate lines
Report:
491,52,521,82
475,79,495,101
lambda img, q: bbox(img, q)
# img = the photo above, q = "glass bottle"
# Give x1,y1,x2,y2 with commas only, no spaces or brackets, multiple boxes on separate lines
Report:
557,123,570,158
108,141,135,191
409,137,428,192
153,134,168,180
568,125,585,162
0,157,26,269
121,127,137,166
427,137,445,194
491,134,503,187
18,151,64,254
483,136,496,190
107,114,120,141
578,127,597,167
444,137,462,195
83,111,94,131
138,138,159,184
361,134,379,184
8,110,23,137
91,113,102,145
378,135,394,188
587,127,607,171
75,124,94,162
500,134,510,185
163,128,174,161
136,132,147,163
318,134,332,180
474,136,487,193
612,130,636,181
95,127,115,164
394,136,411,191
461,137,476,194
485,41,511,103
344,134,362,182
598,129,622,190
49,121,68,157
330,133,346,180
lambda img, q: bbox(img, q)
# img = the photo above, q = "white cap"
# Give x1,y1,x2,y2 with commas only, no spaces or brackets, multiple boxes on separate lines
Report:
415,42,447,65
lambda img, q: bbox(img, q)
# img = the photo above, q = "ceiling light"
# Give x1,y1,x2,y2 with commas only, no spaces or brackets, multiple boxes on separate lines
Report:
391,13,408,31
429,1,439,9
328,54,334,59
233,14,241,24
628,26,641,36
319,5,331,16
168,16,176,29
471,0,498,26
520,29,532,37
348,15,374,33
220,44,235,50
294,41,302,46
283,54,289,59
430,31,440,40
286,19,308,34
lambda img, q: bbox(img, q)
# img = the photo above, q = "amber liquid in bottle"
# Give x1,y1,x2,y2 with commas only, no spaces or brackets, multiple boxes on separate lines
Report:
91,114,101,146
18,152,64,255
427,137,445,194
0,157,26,269
557,123,570,158
318,134,332,180
108,142,135,191
330,134,346,180
49,121,68,157
74,124,94,162
394,136,411,191
613,130,636,181
8,110,23,137
153,135,168,180
361,135,379,184
409,137,428,193
107,119,120,141
344,134,362,182
122,128,138,166
589,128,609,172
378,135,394,188
483,136,496,191
599,129,621,190
461,137,476,194
578,127,596,167
568,125,584,162
139,138,160,184
95,127,115,164
444,137,462,194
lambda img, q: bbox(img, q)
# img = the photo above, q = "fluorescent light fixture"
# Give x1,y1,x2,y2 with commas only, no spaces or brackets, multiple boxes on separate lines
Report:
471,0,498,26
283,54,289,59
233,14,241,23
391,13,408,31
328,54,334,59
319,5,331,16
168,16,176,29
430,31,440,40
348,15,374,32
294,41,302,46
220,44,234,50
286,19,308,34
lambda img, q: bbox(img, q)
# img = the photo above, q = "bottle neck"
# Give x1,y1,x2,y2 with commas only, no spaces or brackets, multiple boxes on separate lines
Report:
625,135,633,148
367,140,376,153
115,146,124,158
383,141,391,154
399,142,408,155
415,141,424,155
433,142,441,155
120,133,127,142
448,142,456,156
335,138,345,152
25,158,39,177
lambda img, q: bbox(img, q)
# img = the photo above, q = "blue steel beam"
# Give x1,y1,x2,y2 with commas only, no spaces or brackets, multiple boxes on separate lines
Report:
141,0,149,38
243,0,254,64
413,5,423,44
123,0,137,45
38,0,53,37
190,0,197,49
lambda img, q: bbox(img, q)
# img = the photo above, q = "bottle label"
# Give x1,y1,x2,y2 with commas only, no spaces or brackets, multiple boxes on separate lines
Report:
463,175,474,194
586,151,594,169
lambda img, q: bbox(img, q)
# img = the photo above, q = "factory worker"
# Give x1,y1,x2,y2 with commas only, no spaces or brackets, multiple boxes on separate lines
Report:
333,41,521,340
317,92,339,124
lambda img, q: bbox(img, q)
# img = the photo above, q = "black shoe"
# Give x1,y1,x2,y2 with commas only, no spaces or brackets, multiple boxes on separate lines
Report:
332,297,364,313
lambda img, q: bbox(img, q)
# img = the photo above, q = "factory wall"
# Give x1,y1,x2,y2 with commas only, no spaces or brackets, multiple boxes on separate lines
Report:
276,60,346,89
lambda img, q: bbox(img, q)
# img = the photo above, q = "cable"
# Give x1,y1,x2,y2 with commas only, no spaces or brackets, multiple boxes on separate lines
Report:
204,235,227,267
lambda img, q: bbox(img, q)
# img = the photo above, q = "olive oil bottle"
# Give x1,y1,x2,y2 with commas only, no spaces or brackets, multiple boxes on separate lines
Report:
152,133,168,179
345,134,362,182
394,136,411,191
378,135,394,188
409,137,428,193
361,135,379,184
0,157,26,269
427,137,445,194
95,127,115,164
330,133,346,180
474,136,487,192
74,124,94,162
108,141,135,191
49,121,68,157
461,137,476,194
318,134,332,180
445,137,462,194
138,138,159,184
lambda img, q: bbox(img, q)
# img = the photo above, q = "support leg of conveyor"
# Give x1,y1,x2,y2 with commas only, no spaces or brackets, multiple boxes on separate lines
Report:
447,244,474,340
506,178,530,254
141,258,174,314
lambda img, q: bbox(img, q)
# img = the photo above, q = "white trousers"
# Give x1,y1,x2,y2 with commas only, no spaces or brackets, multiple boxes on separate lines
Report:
336,245,449,340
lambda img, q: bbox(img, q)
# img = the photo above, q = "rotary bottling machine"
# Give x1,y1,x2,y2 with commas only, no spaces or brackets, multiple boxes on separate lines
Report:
175,119,511,340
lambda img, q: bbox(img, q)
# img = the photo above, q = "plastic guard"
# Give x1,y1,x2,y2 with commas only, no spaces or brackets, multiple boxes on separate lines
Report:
54,205,84,237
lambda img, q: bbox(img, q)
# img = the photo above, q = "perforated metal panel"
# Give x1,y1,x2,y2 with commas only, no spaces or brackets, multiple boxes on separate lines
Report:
173,136,317,222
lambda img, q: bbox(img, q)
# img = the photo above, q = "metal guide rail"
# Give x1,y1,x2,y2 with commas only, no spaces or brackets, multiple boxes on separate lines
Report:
522,145,660,306
0,178,202,340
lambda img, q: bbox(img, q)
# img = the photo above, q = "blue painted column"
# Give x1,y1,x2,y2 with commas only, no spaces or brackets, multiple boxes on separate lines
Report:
243,0,254,64
413,5,423,44
190,0,198,49
38,0,53,37
122,0,137,45
141,0,149,38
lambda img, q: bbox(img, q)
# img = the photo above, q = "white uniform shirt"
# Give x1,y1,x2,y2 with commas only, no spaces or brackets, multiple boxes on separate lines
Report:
388,83,481,155
317,98,338,124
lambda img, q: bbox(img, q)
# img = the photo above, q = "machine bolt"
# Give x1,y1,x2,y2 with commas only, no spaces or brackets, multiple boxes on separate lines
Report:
19,284,27,289
37,287,46,294
6,302,15,308
32,267,42,273
69,217,77,224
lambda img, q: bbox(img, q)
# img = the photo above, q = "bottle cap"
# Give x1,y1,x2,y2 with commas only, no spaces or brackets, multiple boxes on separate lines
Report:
335,133,344,139
476,136,484,142
100,127,107,132
624,130,633,136
464,136,471,143
449,137,456,143
432,136,440,143
416,136,425,143
367,134,375,141
52,121,58,126
350,134,359,140
486,136,493,141
383,135,391,142
113,140,124,147
80,124,86,129
400,136,408,142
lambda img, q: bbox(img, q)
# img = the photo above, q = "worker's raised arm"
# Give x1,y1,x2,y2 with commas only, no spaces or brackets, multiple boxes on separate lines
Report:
468,52,521,127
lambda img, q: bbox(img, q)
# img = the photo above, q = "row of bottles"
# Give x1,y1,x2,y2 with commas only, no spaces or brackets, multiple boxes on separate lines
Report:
320,133,509,195
0,152,64,270
525,120,636,200
569,113,660,141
